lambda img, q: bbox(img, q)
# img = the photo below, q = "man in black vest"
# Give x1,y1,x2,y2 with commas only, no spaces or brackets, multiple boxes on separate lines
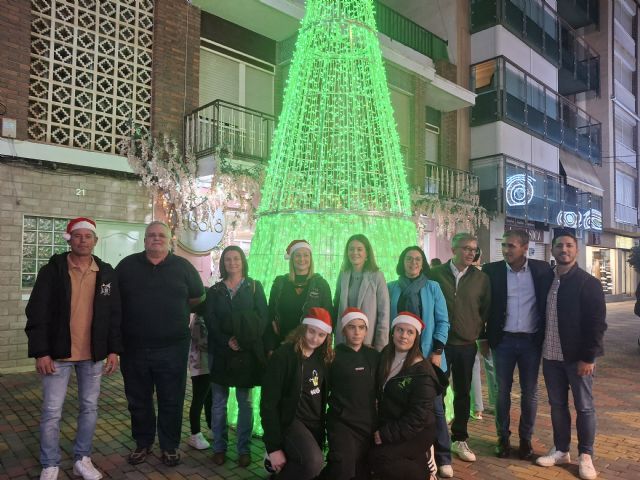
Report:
482,230,553,460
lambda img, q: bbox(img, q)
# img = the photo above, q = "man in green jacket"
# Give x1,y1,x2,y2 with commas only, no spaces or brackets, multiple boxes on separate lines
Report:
430,233,491,463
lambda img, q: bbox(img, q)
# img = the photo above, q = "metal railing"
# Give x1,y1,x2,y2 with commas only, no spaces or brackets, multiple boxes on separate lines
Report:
424,162,480,203
184,100,275,161
471,56,602,164
470,0,600,96
375,1,449,62
557,0,599,30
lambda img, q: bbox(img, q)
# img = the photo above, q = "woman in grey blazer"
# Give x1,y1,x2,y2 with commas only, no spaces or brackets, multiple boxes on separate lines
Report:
333,234,390,351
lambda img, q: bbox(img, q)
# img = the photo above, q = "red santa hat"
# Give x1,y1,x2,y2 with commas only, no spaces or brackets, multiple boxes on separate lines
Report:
302,307,333,334
284,239,312,259
62,217,96,240
391,311,424,334
340,307,369,330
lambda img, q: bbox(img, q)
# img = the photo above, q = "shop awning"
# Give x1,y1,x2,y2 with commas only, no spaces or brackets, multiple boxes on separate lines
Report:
560,155,604,197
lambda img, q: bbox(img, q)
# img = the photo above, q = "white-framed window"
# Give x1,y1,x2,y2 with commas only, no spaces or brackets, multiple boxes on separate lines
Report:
615,110,637,156
616,170,636,207
21,216,70,288
28,0,154,153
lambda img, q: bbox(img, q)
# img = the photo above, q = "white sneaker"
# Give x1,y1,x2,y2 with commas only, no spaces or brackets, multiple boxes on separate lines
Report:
186,432,210,450
451,441,476,462
40,466,59,480
578,453,597,480
73,456,102,480
536,447,571,467
438,464,454,478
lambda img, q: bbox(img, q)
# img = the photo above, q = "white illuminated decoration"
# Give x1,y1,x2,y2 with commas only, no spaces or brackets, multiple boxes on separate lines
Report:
556,209,603,231
582,209,603,231
506,174,535,206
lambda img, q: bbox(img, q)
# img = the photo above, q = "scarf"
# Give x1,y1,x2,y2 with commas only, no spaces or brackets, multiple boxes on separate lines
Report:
398,273,428,316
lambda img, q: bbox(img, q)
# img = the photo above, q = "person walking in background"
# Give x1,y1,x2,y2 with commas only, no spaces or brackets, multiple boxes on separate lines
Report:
430,233,491,463
117,221,205,467
536,231,607,480
387,246,453,478
482,230,553,460
333,234,389,351
265,240,332,353
205,246,268,468
184,313,212,451
25,217,122,480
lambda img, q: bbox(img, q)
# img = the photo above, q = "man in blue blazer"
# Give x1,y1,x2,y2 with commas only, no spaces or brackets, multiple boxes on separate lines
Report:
481,230,553,460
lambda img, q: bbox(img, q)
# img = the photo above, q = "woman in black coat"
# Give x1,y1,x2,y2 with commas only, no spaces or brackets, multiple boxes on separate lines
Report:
205,246,268,468
369,311,444,480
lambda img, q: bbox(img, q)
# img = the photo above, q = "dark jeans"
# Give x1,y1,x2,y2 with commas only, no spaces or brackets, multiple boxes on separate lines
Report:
444,343,477,442
433,393,452,466
279,419,324,480
189,374,212,434
369,427,435,480
542,359,597,456
120,340,189,451
492,333,541,442
324,419,372,480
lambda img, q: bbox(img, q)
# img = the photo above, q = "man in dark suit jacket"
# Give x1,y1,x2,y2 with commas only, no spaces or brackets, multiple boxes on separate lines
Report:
481,230,553,460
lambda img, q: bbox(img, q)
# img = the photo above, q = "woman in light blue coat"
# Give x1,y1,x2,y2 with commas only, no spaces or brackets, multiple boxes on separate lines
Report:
333,234,390,351
388,245,453,479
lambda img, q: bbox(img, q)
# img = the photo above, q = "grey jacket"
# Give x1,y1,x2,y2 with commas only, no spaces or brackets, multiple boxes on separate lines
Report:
334,270,390,351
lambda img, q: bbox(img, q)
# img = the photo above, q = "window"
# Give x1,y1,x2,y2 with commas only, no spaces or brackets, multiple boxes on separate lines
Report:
616,170,636,207
615,110,637,159
614,54,635,93
615,0,636,35
22,216,70,288
28,0,154,153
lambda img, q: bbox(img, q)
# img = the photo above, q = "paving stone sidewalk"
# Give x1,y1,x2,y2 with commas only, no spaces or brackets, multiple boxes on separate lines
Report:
1,302,639,479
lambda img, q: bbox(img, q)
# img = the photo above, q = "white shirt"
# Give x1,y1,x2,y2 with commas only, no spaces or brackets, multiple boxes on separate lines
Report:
504,259,538,333
449,262,469,288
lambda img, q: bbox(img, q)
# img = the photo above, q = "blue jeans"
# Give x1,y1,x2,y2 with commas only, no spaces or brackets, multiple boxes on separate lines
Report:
40,360,103,467
211,383,253,454
493,333,541,441
433,393,452,466
542,359,596,456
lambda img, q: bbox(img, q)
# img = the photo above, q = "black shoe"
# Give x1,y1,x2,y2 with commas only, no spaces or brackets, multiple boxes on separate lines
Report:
128,446,151,465
518,439,533,460
495,438,511,458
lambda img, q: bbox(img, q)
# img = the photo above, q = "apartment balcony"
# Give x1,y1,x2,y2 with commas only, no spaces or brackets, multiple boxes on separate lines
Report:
471,57,602,165
472,154,603,231
557,0,599,30
424,162,480,203
470,0,600,96
615,203,639,226
184,100,274,162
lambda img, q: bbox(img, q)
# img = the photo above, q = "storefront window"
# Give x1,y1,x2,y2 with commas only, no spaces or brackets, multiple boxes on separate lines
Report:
588,247,613,294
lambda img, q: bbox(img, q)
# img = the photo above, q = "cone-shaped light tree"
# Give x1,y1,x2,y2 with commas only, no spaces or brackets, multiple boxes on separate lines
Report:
250,0,417,292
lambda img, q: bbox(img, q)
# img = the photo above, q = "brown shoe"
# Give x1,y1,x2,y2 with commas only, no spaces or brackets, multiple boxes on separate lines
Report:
128,446,151,465
213,451,226,465
238,453,251,467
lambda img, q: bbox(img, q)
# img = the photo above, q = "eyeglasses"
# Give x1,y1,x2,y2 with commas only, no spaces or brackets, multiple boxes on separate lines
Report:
457,246,478,254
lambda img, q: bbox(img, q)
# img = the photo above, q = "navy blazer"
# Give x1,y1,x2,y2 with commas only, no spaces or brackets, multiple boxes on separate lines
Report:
481,258,554,348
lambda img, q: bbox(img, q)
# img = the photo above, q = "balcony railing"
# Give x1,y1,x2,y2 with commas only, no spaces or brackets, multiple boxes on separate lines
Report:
471,56,602,164
557,0,599,30
471,154,603,231
424,162,480,203
184,100,275,161
615,203,638,225
375,1,449,62
470,0,600,96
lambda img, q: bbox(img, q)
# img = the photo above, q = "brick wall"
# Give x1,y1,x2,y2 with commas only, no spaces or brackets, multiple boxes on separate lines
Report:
0,163,152,372
151,0,201,142
0,0,31,140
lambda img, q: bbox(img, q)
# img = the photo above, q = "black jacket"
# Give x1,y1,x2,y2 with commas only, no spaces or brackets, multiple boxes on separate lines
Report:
265,273,333,350
555,265,607,363
327,344,380,436
25,252,123,361
482,259,554,348
205,278,268,387
260,343,328,453
377,356,442,444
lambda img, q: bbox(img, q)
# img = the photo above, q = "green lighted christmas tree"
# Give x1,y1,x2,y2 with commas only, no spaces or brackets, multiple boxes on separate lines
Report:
250,0,417,292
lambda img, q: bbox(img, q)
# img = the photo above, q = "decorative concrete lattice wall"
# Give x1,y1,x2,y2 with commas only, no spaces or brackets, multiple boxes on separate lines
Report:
28,0,153,153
